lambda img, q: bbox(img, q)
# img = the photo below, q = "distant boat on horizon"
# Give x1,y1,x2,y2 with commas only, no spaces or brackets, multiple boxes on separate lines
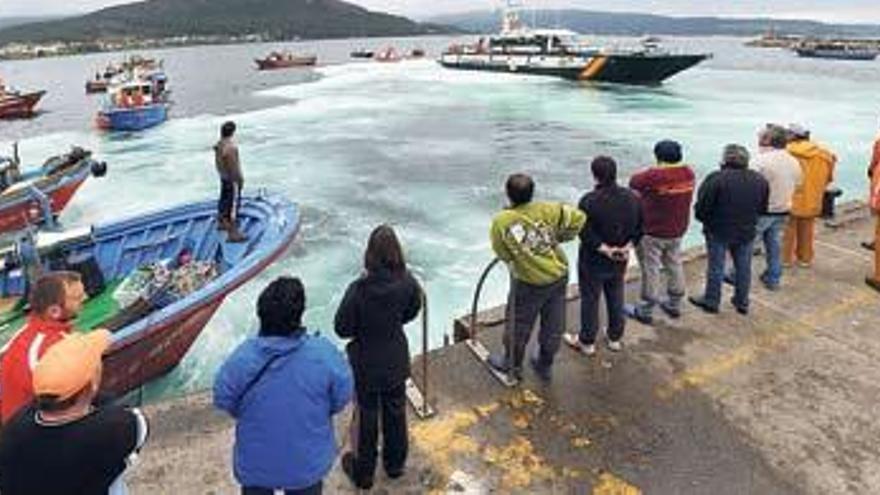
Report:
793,41,879,61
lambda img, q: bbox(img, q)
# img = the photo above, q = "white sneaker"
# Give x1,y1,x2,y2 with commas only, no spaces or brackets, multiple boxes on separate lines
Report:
564,333,596,356
607,340,623,352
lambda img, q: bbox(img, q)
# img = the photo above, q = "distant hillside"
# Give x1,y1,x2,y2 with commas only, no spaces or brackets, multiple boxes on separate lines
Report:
0,16,64,30
0,0,451,45
432,9,880,37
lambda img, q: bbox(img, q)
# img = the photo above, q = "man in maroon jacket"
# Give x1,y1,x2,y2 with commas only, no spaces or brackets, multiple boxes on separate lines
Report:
626,140,696,324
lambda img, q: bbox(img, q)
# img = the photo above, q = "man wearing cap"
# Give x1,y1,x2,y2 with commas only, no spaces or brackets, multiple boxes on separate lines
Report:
784,124,836,268
0,330,149,495
0,271,86,423
690,144,770,315
625,140,695,324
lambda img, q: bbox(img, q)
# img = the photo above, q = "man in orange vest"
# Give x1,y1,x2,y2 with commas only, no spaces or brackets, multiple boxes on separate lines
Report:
0,272,88,423
783,124,836,268
866,128,880,292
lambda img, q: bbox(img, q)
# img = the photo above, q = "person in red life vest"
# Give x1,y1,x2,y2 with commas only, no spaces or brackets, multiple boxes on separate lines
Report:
0,271,88,423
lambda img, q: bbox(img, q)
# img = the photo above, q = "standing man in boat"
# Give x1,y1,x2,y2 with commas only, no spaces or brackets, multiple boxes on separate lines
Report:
625,140,695,324
564,156,642,356
214,277,353,495
783,124,836,268
487,173,586,382
215,121,248,243
0,330,149,495
0,272,87,424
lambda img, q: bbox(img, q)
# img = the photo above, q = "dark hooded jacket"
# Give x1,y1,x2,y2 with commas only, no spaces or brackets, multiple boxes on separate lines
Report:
335,269,422,391
695,165,770,245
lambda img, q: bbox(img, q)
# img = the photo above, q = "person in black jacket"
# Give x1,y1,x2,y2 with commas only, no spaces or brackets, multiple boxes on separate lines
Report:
564,156,642,356
335,225,422,491
690,144,770,315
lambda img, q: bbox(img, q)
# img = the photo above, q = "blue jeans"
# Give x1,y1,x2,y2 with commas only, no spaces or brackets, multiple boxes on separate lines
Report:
705,235,754,310
756,215,786,287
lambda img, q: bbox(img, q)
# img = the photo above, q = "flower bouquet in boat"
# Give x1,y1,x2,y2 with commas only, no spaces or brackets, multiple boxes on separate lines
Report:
0,192,300,397
0,144,107,235
255,51,317,70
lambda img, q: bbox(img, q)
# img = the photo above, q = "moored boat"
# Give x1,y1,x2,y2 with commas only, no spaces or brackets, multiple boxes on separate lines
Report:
0,193,300,397
374,46,402,63
0,145,107,235
439,2,710,85
255,51,318,70
793,42,880,61
350,48,375,59
0,89,45,119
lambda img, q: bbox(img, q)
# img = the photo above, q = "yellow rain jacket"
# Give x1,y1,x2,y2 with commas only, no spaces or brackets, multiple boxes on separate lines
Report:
787,140,836,218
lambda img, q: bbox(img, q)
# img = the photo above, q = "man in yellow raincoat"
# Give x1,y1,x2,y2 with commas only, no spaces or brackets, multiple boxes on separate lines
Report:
866,129,880,292
783,124,836,268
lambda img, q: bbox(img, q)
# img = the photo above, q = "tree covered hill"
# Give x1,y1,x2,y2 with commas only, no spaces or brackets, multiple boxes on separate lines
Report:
0,0,451,45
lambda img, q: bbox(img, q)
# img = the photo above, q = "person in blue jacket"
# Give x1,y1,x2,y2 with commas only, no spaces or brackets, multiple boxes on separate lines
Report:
214,276,353,495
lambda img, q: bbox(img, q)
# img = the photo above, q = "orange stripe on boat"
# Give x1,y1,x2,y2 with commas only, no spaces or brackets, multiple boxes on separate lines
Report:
579,56,608,80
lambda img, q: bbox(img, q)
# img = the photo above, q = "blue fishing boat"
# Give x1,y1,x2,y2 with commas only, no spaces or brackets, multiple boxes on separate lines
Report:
0,192,300,397
96,74,169,131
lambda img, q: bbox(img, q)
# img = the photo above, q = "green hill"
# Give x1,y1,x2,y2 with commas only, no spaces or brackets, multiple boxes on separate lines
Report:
0,0,450,45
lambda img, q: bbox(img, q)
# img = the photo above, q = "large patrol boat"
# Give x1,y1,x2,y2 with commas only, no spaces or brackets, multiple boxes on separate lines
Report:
439,3,710,85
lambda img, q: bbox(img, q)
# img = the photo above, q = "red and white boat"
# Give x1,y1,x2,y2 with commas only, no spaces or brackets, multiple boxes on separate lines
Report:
374,46,403,63
255,52,318,70
0,90,45,119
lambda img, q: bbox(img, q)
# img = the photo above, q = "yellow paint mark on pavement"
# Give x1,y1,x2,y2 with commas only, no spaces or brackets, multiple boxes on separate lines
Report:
592,472,642,495
657,290,873,399
482,436,555,489
411,409,483,477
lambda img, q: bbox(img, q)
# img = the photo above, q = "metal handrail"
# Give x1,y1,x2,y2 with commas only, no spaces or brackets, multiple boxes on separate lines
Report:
468,257,501,340
406,275,435,419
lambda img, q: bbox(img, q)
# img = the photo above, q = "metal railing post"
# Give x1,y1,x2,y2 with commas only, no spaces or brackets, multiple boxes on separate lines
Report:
464,258,518,388
405,279,436,419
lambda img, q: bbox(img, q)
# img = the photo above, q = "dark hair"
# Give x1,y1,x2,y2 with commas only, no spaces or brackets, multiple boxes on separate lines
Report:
721,144,750,170
257,277,305,337
221,121,236,139
29,271,82,315
505,173,534,207
591,155,618,187
364,225,406,275
654,140,683,163
766,125,788,149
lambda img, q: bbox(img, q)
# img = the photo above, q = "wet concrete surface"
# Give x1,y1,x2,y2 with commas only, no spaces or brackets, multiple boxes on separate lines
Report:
132,202,879,494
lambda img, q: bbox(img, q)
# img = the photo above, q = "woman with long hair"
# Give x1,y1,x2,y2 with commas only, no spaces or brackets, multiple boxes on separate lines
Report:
335,225,422,490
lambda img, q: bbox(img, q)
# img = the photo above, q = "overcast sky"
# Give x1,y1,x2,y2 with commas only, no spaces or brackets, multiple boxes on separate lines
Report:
2,0,879,23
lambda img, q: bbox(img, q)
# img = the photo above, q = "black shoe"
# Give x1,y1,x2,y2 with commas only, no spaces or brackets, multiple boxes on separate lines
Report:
730,298,749,315
529,353,551,382
861,241,876,252
385,468,404,480
623,303,653,325
342,452,373,490
688,296,719,314
866,277,880,293
488,353,521,382
659,301,682,319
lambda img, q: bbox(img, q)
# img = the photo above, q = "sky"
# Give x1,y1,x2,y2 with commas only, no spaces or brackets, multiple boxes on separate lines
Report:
1,0,879,24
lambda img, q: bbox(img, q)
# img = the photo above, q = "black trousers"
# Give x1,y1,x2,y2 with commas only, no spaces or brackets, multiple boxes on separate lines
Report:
578,265,626,345
241,481,322,495
351,382,408,485
502,277,567,371
218,179,241,222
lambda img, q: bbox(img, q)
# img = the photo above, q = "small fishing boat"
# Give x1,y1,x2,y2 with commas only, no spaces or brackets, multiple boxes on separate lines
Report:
374,46,402,63
0,88,45,119
350,48,375,59
0,145,107,235
409,48,426,58
96,75,169,131
255,51,318,70
0,192,300,397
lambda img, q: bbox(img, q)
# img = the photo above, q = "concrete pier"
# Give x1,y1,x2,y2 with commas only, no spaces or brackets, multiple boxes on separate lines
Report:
132,203,880,494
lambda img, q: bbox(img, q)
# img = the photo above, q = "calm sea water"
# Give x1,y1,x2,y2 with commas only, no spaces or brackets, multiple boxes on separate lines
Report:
1,35,878,400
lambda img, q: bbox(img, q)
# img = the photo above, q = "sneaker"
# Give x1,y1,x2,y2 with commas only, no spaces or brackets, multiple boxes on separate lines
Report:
563,333,595,356
659,301,682,319
759,274,780,291
488,353,521,382
688,296,719,314
385,467,405,480
342,452,373,490
529,353,552,382
623,304,653,325
607,340,623,352
866,277,880,293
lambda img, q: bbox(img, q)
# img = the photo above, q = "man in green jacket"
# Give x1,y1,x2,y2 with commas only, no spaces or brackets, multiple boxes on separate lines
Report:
488,173,586,381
